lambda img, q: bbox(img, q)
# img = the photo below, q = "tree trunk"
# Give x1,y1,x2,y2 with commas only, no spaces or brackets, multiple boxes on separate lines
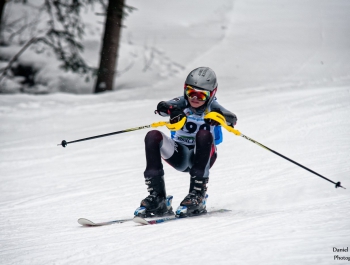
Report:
0,0,6,35
94,0,124,93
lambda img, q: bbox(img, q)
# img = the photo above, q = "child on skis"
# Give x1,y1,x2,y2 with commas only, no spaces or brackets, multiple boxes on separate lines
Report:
137,67,237,217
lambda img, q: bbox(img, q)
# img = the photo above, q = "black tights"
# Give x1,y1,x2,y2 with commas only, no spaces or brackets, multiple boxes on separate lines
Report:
144,130,216,179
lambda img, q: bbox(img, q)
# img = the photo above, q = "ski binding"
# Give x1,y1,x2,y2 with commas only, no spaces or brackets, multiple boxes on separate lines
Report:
133,208,231,225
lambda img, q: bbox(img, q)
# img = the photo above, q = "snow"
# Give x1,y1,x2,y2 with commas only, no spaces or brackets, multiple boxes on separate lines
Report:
1,0,350,264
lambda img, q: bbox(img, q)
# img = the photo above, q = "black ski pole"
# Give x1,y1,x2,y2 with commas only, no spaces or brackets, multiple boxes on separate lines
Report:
58,121,168,148
238,133,345,189
205,112,346,189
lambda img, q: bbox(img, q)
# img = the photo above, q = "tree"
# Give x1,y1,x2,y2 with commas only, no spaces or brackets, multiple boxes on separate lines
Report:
94,0,124,93
42,0,96,75
1,0,135,93
0,0,96,86
0,0,6,33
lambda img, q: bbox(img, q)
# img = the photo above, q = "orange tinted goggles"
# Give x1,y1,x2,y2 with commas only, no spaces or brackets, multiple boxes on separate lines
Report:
185,85,210,101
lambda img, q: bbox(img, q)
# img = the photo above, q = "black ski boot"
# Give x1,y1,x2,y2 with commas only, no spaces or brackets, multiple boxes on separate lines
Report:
176,177,209,217
134,176,174,218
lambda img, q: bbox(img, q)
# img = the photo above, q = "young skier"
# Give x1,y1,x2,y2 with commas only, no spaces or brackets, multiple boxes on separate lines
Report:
138,67,237,217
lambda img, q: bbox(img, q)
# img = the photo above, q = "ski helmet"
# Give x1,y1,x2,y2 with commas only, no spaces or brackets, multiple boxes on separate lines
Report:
184,67,218,107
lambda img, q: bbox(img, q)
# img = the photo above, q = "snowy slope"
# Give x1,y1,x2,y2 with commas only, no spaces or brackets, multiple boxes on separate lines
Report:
1,0,350,264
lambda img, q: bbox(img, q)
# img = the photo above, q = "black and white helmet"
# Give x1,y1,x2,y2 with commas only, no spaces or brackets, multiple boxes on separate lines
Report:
184,67,218,107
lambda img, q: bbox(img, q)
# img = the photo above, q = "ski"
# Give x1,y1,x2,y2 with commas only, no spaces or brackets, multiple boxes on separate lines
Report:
133,209,231,225
78,195,175,227
77,214,174,227
78,217,132,227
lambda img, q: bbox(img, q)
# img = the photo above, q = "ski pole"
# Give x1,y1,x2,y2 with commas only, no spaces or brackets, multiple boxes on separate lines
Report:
58,121,169,148
204,112,346,189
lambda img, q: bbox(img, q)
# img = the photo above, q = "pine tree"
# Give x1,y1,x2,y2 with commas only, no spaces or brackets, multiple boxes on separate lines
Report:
42,0,96,75
0,0,96,84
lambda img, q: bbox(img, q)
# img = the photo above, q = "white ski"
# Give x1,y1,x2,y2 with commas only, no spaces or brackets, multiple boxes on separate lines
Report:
78,217,132,227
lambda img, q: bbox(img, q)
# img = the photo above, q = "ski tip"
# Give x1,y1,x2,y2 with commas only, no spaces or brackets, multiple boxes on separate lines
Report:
78,218,96,226
133,216,150,225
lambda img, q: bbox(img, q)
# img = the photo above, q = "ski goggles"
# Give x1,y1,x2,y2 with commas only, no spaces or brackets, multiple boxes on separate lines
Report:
185,85,210,101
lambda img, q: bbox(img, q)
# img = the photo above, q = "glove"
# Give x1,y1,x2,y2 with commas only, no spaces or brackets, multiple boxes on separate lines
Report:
155,101,171,116
169,107,186,124
205,108,223,126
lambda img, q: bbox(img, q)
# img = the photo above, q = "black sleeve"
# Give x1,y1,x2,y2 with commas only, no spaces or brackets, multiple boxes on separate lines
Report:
222,110,237,127
155,96,187,117
156,101,171,116
210,100,237,127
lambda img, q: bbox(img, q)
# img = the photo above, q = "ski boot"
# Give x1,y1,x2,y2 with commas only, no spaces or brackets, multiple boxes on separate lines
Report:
176,193,208,218
134,176,174,218
175,177,209,218
134,193,174,218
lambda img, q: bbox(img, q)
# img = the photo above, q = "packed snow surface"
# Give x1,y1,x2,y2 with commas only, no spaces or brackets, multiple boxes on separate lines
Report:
0,0,349,264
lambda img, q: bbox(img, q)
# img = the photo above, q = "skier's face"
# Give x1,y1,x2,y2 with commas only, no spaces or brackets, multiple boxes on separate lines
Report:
188,97,206,108
185,85,209,108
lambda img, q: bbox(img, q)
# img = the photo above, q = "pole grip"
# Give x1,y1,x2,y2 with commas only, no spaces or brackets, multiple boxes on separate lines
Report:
204,112,241,135
151,121,169,128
